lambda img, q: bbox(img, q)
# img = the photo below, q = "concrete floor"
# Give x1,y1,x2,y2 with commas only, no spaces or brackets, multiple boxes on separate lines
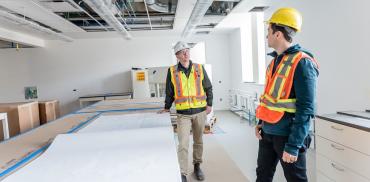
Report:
212,110,317,182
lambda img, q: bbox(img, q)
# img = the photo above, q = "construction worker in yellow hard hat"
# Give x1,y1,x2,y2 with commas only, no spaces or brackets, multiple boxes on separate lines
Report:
255,7,319,182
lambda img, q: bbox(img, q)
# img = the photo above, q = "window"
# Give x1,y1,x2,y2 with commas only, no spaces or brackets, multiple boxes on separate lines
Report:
255,12,266,84
240,13,254,83
241,12,266,84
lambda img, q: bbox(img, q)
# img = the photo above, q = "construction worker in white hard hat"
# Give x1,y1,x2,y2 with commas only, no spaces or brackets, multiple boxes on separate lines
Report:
159,41,213,182
255,8,319,182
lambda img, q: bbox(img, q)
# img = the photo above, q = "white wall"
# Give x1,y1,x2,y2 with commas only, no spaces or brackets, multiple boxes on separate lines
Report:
0,34,231,114
28,37,177,114
0,49,32,102
193,34,232,110
227,0,370,114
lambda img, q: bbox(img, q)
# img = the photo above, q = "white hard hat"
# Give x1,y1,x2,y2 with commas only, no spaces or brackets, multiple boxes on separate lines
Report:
173,41,190,54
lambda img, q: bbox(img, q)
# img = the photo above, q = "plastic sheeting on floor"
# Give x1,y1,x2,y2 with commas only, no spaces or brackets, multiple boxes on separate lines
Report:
3,113,181,182
79,113,172,133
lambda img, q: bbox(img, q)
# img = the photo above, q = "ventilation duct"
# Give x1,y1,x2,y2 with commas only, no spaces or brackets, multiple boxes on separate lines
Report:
0,9,73,42
146,0,175,13
249,6,269,12
82,0,132,39
195,31,210,35
182,0,213,38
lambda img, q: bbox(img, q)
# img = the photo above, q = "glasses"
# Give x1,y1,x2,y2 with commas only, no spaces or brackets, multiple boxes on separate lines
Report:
176,49,189,55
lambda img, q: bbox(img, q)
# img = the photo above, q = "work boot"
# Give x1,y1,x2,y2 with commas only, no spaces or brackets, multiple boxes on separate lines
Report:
194,163,205,181
181,174,187,182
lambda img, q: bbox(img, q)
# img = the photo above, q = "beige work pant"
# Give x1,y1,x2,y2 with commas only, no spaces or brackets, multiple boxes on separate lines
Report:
177,111,207,175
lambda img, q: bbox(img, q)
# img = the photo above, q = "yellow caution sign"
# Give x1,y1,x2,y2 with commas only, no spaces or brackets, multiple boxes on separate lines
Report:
136,71,145,81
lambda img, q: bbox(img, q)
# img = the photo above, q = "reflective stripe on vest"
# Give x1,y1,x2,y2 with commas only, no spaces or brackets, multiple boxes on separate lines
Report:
260,94,297,113
268,53,301,100
174,95,207,104
194,63,202,96
172,65,182,97
256,51,318,123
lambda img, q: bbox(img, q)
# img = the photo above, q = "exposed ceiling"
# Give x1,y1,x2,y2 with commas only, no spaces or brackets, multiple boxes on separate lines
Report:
0,0,242,48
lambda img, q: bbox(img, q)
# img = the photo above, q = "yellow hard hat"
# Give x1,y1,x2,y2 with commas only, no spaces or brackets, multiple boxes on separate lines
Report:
267,8,302,32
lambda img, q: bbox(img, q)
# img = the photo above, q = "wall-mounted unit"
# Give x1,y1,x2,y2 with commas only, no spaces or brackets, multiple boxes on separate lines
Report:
131,68,151,99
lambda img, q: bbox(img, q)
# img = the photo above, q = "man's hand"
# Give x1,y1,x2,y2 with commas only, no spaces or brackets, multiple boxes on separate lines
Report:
255,124,262,140
282,151,298,163
206,106,212,114
157,109,170,114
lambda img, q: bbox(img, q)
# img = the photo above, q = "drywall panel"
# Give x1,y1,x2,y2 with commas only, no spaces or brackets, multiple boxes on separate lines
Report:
78,113,171,133
2,127,181,182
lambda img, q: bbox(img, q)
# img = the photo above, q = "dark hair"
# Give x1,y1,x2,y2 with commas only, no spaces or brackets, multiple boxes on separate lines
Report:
270,23,295,43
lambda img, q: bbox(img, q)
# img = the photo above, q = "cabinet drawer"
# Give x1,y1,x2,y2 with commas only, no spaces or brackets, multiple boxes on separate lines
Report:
315,118,370,155
316,154,369,182
317,171,334,182
316,136,370,179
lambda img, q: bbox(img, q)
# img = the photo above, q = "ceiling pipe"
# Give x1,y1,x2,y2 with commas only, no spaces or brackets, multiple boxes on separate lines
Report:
125,0,137,18
83,0,132,39
0,9,73,42
143,0,153,30
182,0,213,38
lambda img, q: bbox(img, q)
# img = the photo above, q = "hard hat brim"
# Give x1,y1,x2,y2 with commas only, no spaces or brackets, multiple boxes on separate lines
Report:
264,20,301,32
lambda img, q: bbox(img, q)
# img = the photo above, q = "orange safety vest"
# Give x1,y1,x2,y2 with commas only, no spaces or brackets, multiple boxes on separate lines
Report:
256,51,318,123
170,63,207,111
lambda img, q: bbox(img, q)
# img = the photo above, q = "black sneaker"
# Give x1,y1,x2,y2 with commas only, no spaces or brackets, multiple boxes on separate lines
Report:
194,163,205,181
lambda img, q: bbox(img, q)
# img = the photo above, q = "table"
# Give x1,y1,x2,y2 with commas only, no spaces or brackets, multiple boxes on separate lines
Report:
79,92,132,108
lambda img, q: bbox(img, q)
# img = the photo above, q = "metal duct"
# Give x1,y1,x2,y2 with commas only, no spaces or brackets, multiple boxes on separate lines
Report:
146,0,174,13
182,0,213,38
83,0,132,39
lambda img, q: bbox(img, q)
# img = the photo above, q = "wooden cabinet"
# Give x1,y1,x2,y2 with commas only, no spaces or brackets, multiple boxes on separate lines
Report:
39,100,60,125
316,115,370,182
0,101,40,139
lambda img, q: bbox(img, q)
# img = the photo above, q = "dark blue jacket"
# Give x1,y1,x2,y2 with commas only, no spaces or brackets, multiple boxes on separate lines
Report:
262,44,319,156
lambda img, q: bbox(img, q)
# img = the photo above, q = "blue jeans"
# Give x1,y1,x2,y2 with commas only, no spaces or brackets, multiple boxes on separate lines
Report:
256,131,311,182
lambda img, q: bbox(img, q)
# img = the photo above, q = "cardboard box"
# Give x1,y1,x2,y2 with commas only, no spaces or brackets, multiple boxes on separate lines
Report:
0,101,40,139
39,100,60,125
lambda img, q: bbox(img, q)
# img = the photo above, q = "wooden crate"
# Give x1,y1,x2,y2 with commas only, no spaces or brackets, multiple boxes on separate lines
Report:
204,116,217,134
0,101,40,139
39,100,60,125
